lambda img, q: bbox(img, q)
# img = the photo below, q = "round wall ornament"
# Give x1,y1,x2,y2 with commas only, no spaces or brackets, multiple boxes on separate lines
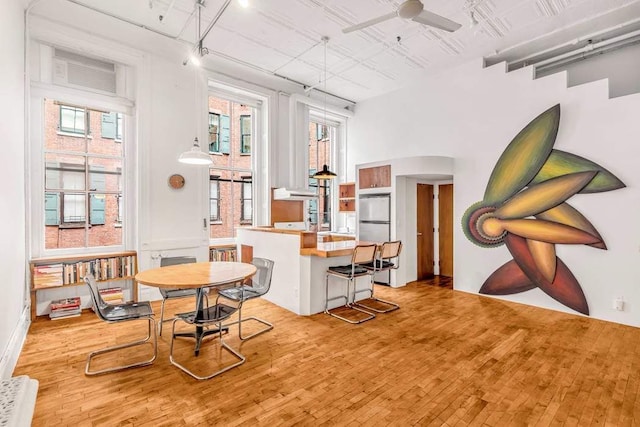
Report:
168,174,186,189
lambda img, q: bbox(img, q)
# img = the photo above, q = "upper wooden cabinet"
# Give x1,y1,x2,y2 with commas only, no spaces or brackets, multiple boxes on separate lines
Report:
338,182,355,212
358,165,391,189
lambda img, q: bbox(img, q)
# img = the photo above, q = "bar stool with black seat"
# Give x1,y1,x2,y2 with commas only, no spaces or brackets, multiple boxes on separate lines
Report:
354,240,402,313
158,256,198,335
218,257,274,340
84,274,157,376
169,291,245,380
324,244,377,324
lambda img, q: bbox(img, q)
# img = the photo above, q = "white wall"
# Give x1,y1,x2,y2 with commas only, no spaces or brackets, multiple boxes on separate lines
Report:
349,58,640,327
0,0,28,377
537,43,640,99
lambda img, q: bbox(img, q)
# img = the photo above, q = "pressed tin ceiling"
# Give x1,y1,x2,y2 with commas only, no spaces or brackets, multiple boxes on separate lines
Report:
34,0,640,101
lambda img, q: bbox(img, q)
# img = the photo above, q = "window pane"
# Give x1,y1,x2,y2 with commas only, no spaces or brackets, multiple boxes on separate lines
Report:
89,158,122,192
45,100,86,152
60,105,85,134
88,194,122,247
308,119,333,230
87,108,123,157
45,154,86,191
63,194,86,222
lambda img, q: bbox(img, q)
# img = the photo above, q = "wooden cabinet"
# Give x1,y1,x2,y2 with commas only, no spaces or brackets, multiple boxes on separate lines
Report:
30,251,138,320
359,165,391,189
338,182,356,212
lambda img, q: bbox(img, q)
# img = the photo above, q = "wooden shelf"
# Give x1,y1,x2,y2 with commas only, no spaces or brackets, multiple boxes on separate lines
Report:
30,251,138,321
338,182,356,212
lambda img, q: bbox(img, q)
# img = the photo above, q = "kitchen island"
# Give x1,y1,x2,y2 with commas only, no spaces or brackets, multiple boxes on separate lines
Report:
236,227,373,315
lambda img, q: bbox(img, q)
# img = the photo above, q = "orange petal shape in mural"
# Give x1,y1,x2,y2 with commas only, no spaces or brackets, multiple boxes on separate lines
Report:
479,260,536,295
531,149,626,194
526,239,556,282
494,219,602,245
483,104,560,206
505,234,589,315
536,202,606,250
494,171,597,219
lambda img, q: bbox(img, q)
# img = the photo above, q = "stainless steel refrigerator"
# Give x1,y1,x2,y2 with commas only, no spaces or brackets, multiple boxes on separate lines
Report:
358,193,391,285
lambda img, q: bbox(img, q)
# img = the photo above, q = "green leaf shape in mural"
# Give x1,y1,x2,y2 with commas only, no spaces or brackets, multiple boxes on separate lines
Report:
483,104,560,206
530,149,626,193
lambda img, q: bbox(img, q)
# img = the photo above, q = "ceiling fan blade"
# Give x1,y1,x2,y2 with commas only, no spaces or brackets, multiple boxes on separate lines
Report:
412,10,462,32
342,12,398,34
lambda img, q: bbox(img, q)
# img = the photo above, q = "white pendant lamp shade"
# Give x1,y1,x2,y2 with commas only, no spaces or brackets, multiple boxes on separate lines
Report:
178,137,212,165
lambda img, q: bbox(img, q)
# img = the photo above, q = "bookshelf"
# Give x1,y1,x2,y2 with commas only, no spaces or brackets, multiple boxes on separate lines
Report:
209,244,237,262
29,251,138,320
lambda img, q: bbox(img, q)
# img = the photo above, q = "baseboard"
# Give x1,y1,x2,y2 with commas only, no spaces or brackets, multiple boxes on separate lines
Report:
0,306,30,379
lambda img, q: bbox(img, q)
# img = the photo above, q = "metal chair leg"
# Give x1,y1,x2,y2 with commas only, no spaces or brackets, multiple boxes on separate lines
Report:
85,317,158,376
324,273,375,324
353,276,399,313
169,318,245,380
223,306,274,341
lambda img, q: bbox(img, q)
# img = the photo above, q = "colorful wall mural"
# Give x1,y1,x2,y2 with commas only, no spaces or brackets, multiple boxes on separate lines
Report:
462,104,625,315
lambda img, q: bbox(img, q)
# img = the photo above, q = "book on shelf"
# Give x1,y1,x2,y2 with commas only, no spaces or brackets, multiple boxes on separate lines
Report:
50,296,81,310
33,263,64,287
99,287,124,305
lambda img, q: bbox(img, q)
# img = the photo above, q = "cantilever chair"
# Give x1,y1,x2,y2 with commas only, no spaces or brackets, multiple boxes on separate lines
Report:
218,257,274,340
169,292,245,380
158,256,198,335
84,274,157,376
354,241,402,313
324,244,377,324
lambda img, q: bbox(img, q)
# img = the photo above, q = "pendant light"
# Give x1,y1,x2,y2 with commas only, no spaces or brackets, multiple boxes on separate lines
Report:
178,1,213,166
312,36,336,180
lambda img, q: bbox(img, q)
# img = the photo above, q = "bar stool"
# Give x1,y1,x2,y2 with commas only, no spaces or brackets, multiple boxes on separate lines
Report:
354,241,402,313
324,244,377,324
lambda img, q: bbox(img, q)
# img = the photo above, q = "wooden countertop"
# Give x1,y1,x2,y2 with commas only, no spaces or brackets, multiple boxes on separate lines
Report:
240,226,313,236
300,240,376,258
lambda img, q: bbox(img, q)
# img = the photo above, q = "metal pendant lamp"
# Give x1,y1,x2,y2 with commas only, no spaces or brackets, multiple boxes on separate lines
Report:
178,0,212,166
312,36,336,180
179,137,212,165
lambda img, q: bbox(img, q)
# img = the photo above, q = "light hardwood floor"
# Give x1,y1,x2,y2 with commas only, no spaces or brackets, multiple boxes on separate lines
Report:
14,280,640,426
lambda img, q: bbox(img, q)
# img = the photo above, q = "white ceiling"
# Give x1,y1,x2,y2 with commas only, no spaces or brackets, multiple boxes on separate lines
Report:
34,0,640,102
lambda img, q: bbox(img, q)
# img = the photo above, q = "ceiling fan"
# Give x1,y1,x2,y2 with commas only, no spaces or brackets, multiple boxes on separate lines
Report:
342,0,462,34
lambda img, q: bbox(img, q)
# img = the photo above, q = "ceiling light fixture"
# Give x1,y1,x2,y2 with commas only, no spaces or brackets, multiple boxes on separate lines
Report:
179,137,212,165
178,15,212,166
312,36,336,181
182,0,211,66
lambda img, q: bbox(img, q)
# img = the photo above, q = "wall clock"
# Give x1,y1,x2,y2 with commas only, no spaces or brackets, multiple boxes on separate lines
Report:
168,174,185,190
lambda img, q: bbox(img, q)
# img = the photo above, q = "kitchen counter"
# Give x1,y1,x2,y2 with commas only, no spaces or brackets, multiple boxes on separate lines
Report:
236,227,374,315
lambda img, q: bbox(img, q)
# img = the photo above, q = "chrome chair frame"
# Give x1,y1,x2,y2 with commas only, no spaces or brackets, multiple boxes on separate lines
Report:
158,256,199,336
324,244,377,324
219,258,275,340
353,241,402,313
169,292,245,380
84,274,157,376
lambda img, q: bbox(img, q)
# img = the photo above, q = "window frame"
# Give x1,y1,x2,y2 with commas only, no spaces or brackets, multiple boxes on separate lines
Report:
240,177,252,223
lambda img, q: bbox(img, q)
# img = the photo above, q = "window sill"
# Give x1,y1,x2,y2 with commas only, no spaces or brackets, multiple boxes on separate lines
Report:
114,223,122,228
56,131,93,139
210,220,223,225
208,152,224,156
59,223,87,229
240,152,251,156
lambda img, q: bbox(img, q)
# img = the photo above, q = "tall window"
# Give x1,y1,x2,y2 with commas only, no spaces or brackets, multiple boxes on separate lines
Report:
308,120,333,230
44,100,124,249
208,95,255,239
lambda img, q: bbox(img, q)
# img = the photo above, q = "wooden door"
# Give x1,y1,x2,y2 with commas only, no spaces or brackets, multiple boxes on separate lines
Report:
416,184,434,280
439,184,454,277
